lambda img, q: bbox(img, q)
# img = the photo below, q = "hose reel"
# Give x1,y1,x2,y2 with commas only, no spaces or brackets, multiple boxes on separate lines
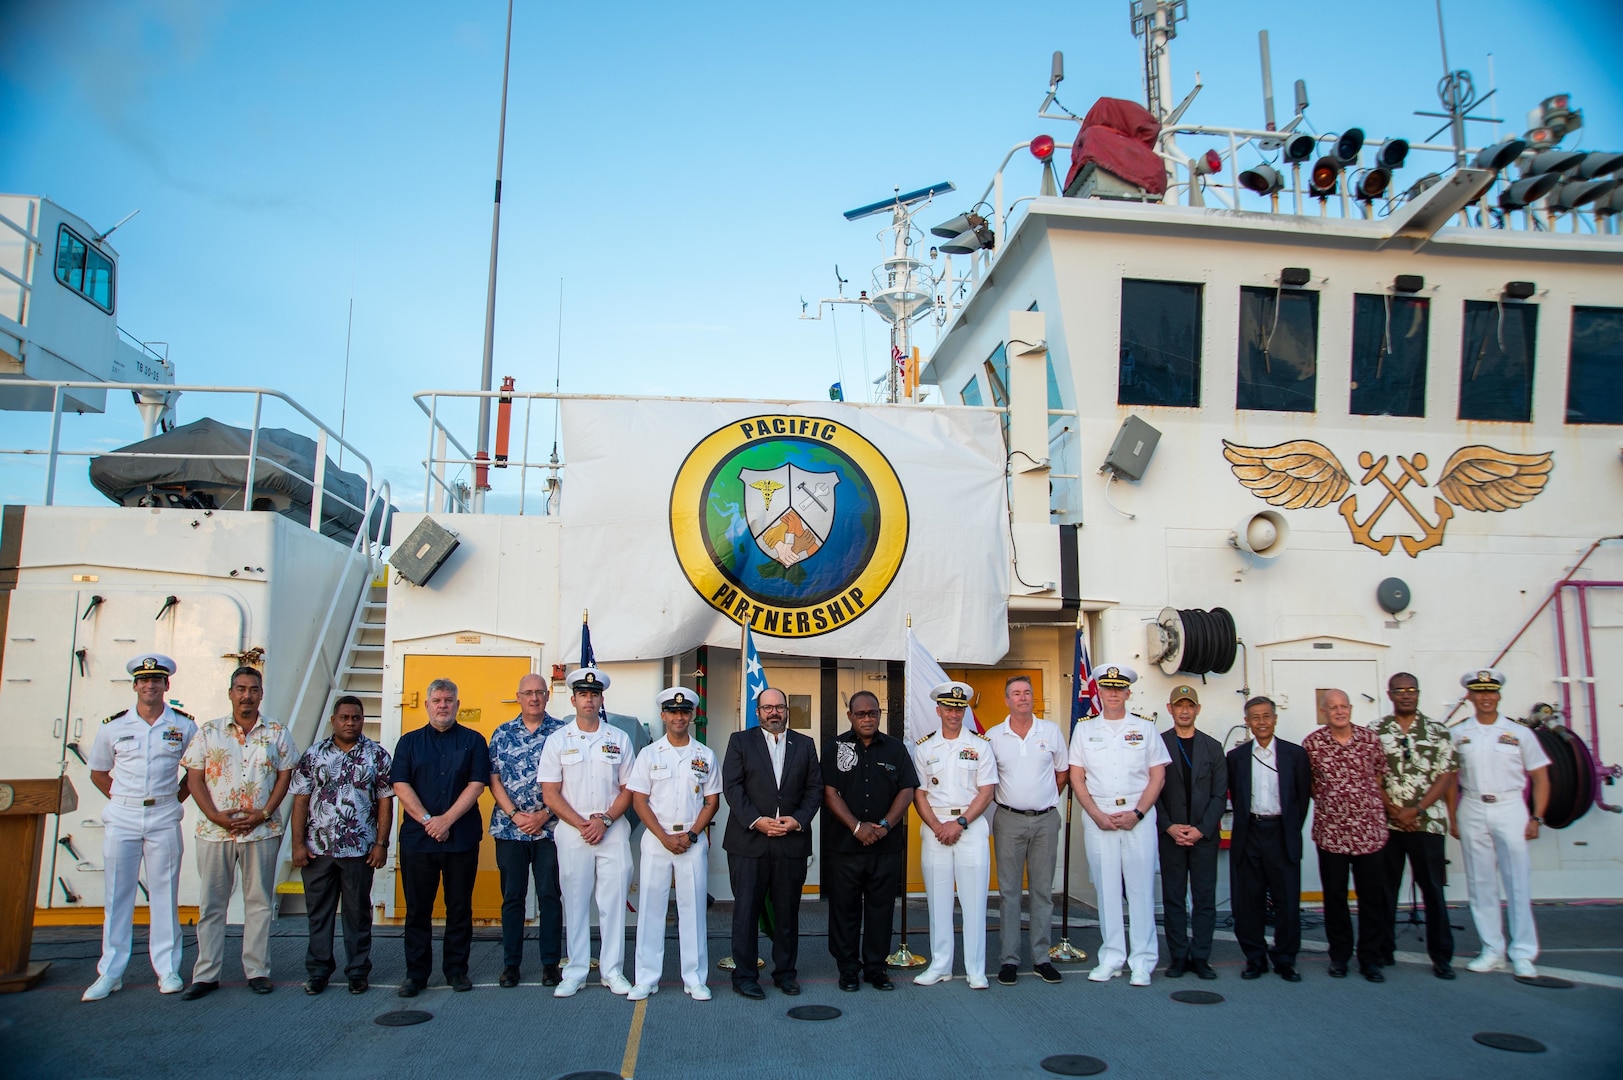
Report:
1149,606,1238,677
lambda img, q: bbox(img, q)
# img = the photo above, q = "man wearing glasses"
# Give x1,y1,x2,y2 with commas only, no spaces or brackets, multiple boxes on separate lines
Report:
1374,672,1459,979
820,691,918,992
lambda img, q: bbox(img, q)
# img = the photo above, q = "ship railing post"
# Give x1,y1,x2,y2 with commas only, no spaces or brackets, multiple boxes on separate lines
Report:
434,429,449,513
994,170,1005,249
423,393,439,513
309,428,328,532
243,391,263,512
43,383,63,505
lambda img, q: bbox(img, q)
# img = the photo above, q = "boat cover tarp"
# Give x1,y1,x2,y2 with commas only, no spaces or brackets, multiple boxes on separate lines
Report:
1064,97,1167,195
88,416,392,544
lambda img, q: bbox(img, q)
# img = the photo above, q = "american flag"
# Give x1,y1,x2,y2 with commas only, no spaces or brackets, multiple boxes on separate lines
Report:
1071,628,1098,730
891,343,905,368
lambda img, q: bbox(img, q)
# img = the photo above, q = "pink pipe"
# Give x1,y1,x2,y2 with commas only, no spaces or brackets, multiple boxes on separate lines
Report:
1554,585,1573,728
1558,580,1623,812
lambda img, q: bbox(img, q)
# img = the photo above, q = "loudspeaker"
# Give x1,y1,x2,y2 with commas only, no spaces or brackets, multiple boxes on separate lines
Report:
1230,511,1289,559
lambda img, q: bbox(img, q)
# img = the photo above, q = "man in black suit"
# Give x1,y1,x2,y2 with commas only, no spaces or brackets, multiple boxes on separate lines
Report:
1226,696,1313,982
722,687,823,999
1155,684,1226,980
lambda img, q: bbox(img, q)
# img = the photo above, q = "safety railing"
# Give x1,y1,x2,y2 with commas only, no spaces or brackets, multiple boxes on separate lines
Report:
0,201,39,325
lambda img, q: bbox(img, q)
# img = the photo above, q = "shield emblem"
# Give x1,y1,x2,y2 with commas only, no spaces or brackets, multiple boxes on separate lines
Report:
741,465,839,568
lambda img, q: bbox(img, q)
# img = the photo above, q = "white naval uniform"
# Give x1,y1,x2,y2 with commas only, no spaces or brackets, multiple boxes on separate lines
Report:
626,736,722,990
911,729,998,980
1452,716,1551,963
1068,714,1171,976
85,706,197,980
538,719,635,983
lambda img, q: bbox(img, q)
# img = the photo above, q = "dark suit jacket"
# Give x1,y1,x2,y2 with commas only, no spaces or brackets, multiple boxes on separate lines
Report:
722,726,823,860
1226,737,1312,863
1156,728,1227,843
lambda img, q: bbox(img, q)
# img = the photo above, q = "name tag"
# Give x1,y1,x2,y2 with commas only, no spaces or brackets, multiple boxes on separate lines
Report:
924,756,940,769
561,748,583,763
651,764,672,779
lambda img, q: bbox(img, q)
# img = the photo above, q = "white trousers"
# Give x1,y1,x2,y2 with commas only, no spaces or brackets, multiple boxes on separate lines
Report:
557,818,632,982
919,817,990,979
1082,806,1159,975
633,829,709,988
98,806,185,980
1458,797,1538,962
193,836,281,982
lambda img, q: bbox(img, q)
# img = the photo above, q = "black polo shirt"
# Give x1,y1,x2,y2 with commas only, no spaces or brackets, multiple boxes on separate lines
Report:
392,722,491,854
821,729,919,855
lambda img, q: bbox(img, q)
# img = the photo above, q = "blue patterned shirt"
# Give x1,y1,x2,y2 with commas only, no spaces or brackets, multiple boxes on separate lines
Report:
489,714,566,841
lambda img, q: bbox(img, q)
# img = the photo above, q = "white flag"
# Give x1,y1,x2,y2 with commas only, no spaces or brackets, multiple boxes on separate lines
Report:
905,626,979,743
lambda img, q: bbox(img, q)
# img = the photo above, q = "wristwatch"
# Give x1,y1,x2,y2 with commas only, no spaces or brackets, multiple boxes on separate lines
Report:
955,815,969,828
687,830,701,844
420,812,432,825
877,818,890,832
1531,815,1544,825
594,812,613,826
1133,808,1145,821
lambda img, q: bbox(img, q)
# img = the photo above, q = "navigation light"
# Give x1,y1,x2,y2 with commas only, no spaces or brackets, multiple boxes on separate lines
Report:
1498,173,1562,211
1283,134,1316,163
1030,135,1056,162
1193,149,1223,177
1472,138,1529,172
1354,169,1390,201
1577,152,1623,179
1527,150,1588,177
1333,128,1365,167
1238,164,1285,195
1554,177,1619,211
1309,157,1340,197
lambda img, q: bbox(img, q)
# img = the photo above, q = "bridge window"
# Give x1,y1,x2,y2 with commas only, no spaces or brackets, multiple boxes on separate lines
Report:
1237,286,1318,412
960,374,984,407
984,342,1010,444
1119,279,1202,407
1566,306,1623,425
1350,294,1428,417
1460,300,1537,422
53,224,114,313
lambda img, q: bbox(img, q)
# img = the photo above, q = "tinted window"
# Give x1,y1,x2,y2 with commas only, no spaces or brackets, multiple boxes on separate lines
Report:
960,374,984,407
1119,279,1202,407
1460,300,1537,422
1350,294,1428,417
984,342,1009,444
1567,306,1623,424
1237,286,1317,412
54,224,114,312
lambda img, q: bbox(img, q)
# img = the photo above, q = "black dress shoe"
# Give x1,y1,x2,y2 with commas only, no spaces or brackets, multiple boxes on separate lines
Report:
449,974,473,992
303,977,327,996
1328,962,1349,978
498,966,521,988
997,964,1019,985
1191,960,1218,981
733,981,766,1000
181,980,218,1000
1378,954,1396,967
1241,965,1267,980
247,977,274,994
1433,962,1456,980
348,976,369,994
1033,963,1063,985
1360,965,1386,983
776,978,801,995
1165,957,1189,978
865,972,895,991
541,964,563,987
1276,965,1302,982
838,974,861,992
396,979,423,998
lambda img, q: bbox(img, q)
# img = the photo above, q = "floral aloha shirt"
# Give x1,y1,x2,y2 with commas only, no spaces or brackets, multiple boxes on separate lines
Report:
289,734,394,857
1374,712,1459,836
180,715,298,843
1302,724,1388,856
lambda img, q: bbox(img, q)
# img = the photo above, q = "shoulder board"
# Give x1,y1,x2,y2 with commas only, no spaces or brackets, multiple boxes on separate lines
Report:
973,730,990,742
916,732,936,745
1131,712,1155,723
104,709,128,724
171,708,194,720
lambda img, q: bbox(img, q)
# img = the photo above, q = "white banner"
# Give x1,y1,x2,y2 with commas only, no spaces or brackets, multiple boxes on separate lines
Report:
559,398,1010,663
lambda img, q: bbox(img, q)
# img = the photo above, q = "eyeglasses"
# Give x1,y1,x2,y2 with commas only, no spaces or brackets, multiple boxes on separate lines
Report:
1390,688,1419,694
1397,735,1411,762
517,690,548,697
758,704,788,714
850,709,881,719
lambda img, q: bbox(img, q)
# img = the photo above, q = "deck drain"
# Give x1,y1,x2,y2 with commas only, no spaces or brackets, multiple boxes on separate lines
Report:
1040,1054,1108,1075
1472,1033,1546,1054
1514,974,1574,989
787,1004,842,1021
1170,990,1224,1005
373,1010,432,1027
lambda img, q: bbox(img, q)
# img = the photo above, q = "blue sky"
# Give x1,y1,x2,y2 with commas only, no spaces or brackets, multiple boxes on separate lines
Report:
2,0,1619,510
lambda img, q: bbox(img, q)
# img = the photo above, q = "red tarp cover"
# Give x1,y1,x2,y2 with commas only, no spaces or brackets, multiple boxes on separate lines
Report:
1064,97,1167,196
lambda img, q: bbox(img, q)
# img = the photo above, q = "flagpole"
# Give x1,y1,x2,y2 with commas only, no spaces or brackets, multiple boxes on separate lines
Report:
1050,622,1088,962
719,609,762,972
888,614,924,968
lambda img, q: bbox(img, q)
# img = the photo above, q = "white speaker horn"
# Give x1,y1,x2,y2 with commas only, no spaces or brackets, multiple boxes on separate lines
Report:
1230,511,1290,559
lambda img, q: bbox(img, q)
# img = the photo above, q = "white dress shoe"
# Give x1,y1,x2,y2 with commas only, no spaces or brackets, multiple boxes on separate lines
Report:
1087,965,1121,983
966,975,989,990
1512,959,1538,978
627,982,657,1000
1129,970,1152,987
684,983,712,1001
82,975,123,1002
1466,953,1506,973
553,977,585,998
158,973,184,994
601,973,633,995
913,969,953,986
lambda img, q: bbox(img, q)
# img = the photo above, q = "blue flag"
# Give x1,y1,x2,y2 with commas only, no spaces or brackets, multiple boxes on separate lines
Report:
581,614,595,668
1071,628,1098,732
742,624,768,728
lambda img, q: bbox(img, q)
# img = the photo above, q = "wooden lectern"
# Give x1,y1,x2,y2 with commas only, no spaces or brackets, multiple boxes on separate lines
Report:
0,776,77,992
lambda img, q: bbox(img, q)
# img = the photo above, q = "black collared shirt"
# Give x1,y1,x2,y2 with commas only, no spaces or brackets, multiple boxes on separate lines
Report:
821,729,919,855
392,722,491,854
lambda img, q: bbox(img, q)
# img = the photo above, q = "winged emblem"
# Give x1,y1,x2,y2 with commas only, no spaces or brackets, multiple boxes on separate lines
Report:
1435,446,1554,512
1221,440,1350,509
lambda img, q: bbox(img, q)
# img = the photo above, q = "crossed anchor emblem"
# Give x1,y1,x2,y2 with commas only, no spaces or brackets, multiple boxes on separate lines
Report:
1337,452,1452,557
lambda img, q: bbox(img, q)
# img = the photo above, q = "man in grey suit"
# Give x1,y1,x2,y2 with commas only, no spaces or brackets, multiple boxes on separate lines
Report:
1155,684,1227,980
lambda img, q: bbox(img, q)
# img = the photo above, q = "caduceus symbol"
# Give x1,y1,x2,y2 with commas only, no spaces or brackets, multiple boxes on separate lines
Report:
750,479,784,512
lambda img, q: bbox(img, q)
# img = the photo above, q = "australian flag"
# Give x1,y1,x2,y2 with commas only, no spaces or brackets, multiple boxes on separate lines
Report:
742,624,769,728
1071,628,1098,730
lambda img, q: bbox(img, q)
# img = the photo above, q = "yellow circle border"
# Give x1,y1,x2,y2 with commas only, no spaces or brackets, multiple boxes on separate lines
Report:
669,414,908,639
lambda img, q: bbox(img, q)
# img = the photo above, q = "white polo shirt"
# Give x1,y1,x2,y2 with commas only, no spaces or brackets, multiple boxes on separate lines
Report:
1068,714,1171,807
537,718,634,817
989,716,1068,811
1453,716,1550,796
626,735,721,832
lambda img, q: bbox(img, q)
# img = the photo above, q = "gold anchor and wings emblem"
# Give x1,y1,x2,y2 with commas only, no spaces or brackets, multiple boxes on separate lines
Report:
1221,440,1554,557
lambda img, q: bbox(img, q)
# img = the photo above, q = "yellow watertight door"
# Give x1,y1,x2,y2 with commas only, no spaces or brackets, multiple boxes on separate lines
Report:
396,653,533,920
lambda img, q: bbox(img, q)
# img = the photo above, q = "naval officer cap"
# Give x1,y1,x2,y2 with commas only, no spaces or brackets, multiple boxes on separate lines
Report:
567,666,611,693
932,681,974,709
1096,663,1137,689
1461,668,1506,692
127,653,177,678
658,686,697,712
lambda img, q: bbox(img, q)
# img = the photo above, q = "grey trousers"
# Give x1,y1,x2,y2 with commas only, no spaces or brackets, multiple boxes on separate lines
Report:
193,836,281,982
992,807,1060,967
